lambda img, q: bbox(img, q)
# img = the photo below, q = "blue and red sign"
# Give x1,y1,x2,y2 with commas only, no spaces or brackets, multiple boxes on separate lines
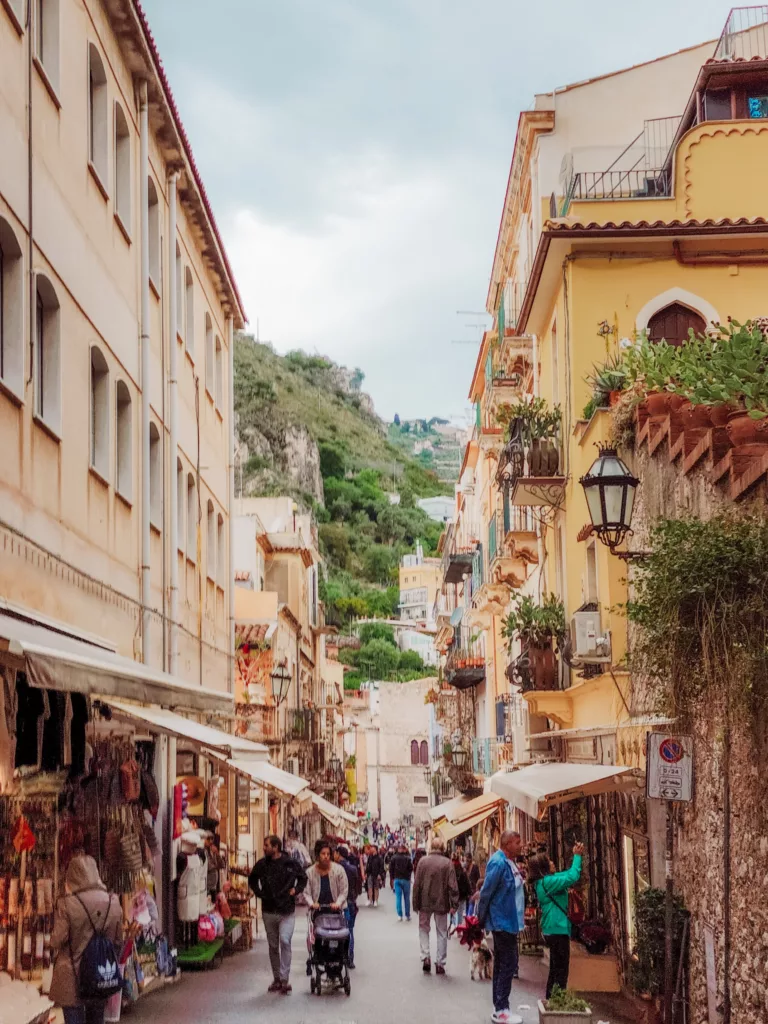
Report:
659,737,684,764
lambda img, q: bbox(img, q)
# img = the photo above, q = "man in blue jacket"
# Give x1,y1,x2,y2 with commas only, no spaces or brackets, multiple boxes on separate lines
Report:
477,831,525,1024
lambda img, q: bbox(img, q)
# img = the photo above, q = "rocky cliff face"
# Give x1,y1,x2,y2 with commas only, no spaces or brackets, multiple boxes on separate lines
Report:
236,419,324,505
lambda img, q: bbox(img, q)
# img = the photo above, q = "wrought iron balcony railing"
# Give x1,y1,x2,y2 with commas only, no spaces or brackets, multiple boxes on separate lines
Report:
570,168,671,201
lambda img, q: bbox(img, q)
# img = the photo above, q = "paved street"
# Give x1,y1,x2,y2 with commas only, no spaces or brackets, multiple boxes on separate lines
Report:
128,890,546,1024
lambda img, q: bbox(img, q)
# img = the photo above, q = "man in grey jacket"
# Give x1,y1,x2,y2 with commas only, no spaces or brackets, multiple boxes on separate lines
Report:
412,836,458,975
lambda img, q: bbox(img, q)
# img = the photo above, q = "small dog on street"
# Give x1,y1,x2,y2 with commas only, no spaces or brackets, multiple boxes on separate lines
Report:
469,939,493,981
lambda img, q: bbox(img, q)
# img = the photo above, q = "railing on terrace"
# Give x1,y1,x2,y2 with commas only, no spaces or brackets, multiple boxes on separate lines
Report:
287,708,318,742
472,738,514,776
571,168,671,200
715,6,768,60
400,587,429,606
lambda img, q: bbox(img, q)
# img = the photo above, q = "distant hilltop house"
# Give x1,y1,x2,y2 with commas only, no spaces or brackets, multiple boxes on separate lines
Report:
417,496,454,523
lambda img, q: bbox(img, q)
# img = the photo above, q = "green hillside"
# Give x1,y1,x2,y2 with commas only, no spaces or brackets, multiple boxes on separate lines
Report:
233,333,451,636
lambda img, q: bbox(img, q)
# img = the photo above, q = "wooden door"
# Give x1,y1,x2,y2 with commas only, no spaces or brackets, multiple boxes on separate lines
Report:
647,303,706,347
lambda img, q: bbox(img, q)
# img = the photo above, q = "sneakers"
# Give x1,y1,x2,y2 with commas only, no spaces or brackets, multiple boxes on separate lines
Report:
280,982,292,995
406,916,411,922
435,964,446,975
374,900,379,907
268,980,282,993
397,916,403,922
491,1013,523,1024
422,959,431,973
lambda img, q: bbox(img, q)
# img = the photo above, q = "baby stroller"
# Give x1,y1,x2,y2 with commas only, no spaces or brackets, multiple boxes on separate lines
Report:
307,906,351,996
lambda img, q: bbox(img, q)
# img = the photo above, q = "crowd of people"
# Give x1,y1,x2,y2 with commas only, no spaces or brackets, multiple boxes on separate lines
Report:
243,827,586,1024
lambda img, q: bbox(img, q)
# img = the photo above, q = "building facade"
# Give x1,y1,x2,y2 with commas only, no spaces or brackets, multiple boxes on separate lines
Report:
0,0,244,697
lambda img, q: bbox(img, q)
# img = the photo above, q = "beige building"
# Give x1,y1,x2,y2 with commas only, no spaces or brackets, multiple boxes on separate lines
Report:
399,542,441,624
0,0,245,701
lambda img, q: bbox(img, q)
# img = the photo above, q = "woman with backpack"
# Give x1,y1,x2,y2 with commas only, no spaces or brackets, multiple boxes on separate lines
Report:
526,842,585,999
50,855,123,1024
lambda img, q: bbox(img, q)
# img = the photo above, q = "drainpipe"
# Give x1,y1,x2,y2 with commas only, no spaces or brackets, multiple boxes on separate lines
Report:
139,80,151,661
531,332,547,595
168,172,179,675
227,315,235,694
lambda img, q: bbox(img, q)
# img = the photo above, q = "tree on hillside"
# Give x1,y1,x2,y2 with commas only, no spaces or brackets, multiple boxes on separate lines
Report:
319,442,346,480
359,622,397,646
362,544,399,586
356,638,399,679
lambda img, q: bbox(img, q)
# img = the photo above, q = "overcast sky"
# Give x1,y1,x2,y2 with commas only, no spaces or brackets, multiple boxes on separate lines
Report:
143,0,731,422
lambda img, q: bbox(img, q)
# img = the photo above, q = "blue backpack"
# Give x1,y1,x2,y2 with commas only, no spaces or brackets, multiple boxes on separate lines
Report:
71,894,121,1001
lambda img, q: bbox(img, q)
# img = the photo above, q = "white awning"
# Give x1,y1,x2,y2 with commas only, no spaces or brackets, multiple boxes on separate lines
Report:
0,610,232,713
428,794,470,823
228,758,310,799
527,716,675,741
105,700,268,761
489,762,643,820
312,793,342,827
435,801,504,842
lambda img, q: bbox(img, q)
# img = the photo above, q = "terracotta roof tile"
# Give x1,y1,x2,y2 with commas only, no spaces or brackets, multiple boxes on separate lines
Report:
547,216,768,232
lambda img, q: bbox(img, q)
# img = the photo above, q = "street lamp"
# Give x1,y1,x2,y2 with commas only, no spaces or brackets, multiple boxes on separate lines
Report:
270,662,292,706
451,747,469,770
579,445,639,554
329,753,342,782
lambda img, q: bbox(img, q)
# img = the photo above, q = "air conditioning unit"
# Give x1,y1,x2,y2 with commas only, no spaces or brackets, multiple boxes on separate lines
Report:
571,611,611,662
284,757,300,777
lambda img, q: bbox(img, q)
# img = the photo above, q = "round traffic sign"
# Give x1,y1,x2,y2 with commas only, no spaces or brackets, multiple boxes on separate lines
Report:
659,737,684,763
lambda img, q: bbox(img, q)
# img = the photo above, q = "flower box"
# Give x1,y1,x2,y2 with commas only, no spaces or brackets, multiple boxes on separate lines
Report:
538,999,592,1024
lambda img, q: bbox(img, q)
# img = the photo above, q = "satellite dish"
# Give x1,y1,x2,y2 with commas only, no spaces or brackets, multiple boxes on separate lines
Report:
449,608,464,627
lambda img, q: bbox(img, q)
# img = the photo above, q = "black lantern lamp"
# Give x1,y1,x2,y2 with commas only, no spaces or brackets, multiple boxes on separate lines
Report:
329,753,342,781
270,662,292,706
579,445,639,554
451,747,469,770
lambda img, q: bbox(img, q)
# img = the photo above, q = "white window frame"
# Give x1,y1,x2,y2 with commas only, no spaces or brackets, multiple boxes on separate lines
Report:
217,513,225,588
116,380,133,502
184,267,194,358
214,335,223,410
34,274,61,435
147,177,160,289
0,218,24,399
148,421,161,526
87,43,108,194
114,101,131,237
175,243,183,342
90,346,109,480
186,472,196,561
34,0,60,99
204,314,214,398
176,458,184,551
206,499,216,581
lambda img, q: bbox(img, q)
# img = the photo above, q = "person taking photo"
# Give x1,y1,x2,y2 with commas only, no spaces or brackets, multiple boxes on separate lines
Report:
527,841,585,999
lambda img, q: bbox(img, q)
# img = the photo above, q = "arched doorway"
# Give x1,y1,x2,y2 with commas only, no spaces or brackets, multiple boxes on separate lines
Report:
647,302,706,347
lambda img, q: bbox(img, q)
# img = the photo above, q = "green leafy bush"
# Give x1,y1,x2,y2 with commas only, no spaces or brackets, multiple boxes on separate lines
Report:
502,592,566,651
545,986,591,1012
629,888,686,997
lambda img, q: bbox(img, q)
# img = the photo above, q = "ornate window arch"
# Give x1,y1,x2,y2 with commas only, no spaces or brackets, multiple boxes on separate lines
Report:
635,287,720,336
410,740,419,765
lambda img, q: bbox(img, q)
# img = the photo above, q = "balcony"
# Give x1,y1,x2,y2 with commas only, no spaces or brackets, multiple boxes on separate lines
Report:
444,547,476,585
234,704,280,745
472,737,514,776
299,740,326,775
287,708,319,743
570,168,671,201
496,421,566,522
445,634,485,690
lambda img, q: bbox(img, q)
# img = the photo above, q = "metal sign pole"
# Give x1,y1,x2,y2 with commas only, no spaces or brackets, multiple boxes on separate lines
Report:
663,799,675,1024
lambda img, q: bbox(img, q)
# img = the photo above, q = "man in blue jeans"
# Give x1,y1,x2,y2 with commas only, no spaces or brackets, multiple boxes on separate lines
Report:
477,831,525,1024
389,843,414,921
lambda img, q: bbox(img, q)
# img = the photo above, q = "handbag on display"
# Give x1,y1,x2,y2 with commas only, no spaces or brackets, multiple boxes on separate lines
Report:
119,826,143,873
120,759,141,803
197,915,216,942
104,827,122,868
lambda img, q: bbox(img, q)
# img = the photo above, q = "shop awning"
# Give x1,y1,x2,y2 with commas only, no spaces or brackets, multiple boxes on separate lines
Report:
435,800,504,842
312,793,343,828
429,792,503,825
0,610,232,713
105,700,269,761
489,762,643,820
428,794,470,823
228,758,310,799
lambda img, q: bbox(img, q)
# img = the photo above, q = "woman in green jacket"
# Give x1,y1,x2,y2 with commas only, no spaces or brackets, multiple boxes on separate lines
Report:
527,842,584,998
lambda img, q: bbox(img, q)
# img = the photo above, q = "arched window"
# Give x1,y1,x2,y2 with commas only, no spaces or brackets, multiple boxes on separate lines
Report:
90,346,109,476
206,499,216,580
419,741,429,766
147,177,160,286
184,267,194,357
35,274,61,431
35,0,60,92
114,102,131,231
175,243,183,341
115,380,132,500
186,472,196,560
88,44,108,187
148,421,161,525
410,740,419,766
214,335,223,409
217,512,225,588
176,457,184,549
205,313,214,396
0,217,24,396
647,302,706,347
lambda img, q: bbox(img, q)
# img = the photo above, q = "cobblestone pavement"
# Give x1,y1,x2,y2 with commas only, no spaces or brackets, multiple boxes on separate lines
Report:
127,889,548,1024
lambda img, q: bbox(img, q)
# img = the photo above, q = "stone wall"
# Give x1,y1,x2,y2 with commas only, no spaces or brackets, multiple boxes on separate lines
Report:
626,438,768,1023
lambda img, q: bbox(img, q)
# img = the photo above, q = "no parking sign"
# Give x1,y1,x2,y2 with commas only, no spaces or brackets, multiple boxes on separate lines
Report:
646,732,693,802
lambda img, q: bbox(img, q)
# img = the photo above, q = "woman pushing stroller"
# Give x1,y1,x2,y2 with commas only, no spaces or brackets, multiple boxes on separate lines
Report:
305,840,352,996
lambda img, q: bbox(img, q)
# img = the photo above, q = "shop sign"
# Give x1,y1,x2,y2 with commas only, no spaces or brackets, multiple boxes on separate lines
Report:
237,773,250,835
646,733,692,802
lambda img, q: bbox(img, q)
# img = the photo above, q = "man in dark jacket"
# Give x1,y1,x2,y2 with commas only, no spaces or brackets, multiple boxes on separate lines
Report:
389,843,414,922
365,847,384,907
413,837,458,974
334,846,361,968
249,836,307,994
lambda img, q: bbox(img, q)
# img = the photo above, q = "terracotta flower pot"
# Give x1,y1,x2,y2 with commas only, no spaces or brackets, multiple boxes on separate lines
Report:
710,403,733,428
682,403,714,429
726,410,763,446
609,390,622,407
646,392,685,418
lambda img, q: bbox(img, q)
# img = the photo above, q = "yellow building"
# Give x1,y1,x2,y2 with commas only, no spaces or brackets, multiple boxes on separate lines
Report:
399,542,442,624
441,13,768,992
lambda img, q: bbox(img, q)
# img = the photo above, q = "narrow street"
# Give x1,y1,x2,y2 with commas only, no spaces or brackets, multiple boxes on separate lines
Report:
127,892,546,1024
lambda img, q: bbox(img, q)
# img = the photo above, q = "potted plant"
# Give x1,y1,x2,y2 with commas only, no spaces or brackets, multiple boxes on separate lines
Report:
498,397,562,475
538,986,592,1023
584,352,628,409
345,754,357,770
502,592,566,691
443,741,453,764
